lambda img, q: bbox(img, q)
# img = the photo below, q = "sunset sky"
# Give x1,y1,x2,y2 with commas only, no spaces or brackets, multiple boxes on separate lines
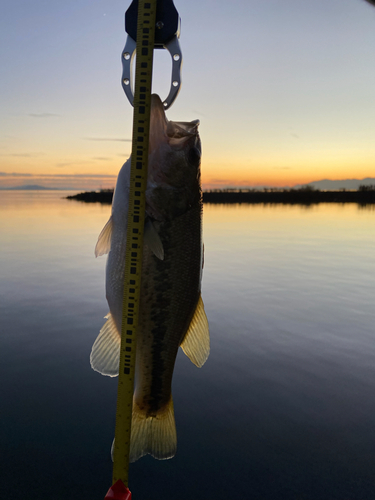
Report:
1,0,375,190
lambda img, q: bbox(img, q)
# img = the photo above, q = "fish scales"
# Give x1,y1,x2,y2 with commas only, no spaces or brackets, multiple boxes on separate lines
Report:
91,94,210,463
136,202,202,415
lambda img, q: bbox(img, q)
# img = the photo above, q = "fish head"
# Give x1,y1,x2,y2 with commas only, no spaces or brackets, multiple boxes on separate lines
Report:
146,94,202,219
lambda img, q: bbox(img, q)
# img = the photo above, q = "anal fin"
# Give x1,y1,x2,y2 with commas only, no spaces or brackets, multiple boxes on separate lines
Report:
180,295,210,368
90,312,120,377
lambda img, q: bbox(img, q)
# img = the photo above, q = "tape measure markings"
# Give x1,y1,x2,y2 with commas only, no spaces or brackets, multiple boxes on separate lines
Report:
112,0,157,486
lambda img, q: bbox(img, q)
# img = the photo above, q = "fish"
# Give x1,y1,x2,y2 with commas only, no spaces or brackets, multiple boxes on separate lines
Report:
90,94,210,462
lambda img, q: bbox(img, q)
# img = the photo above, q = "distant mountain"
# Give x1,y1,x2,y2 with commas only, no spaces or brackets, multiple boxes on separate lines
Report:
296,177,375,190
0,185,69,191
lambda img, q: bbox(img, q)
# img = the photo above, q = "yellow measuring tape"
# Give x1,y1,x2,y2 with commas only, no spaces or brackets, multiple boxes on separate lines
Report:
112,0,157,487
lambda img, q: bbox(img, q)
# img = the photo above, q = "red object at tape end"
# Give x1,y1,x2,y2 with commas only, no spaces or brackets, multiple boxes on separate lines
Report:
104,479,132,500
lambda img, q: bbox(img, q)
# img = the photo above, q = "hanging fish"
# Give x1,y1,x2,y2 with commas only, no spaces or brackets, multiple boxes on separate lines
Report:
91,94,209,462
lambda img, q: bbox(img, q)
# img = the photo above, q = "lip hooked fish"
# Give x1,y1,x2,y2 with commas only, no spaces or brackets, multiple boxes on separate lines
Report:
90,94,210,462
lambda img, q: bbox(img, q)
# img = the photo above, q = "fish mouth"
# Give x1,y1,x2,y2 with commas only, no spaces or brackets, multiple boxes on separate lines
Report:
149,94,200,152
149,94,168,151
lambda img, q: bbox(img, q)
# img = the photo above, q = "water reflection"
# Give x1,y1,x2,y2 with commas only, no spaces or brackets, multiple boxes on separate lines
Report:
357,203,375,211
1,192,375,499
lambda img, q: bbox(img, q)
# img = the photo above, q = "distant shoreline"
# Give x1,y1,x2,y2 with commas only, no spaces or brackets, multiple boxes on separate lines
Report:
66,187,375,205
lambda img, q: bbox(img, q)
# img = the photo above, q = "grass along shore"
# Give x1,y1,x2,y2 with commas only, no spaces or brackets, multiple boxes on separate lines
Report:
66,185,375,206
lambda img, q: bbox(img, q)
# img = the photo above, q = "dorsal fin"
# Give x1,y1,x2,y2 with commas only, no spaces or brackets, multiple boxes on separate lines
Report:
95,216,113,257
180,295,210,368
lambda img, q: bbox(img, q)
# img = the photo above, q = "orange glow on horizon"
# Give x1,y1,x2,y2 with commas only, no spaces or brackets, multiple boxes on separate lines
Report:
200,154,375,189
1,150,374,191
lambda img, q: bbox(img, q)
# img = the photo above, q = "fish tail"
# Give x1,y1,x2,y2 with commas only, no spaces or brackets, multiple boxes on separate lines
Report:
129,398,177,462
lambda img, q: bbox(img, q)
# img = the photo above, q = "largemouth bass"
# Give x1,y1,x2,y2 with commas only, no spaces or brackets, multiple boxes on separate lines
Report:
90,94,209,462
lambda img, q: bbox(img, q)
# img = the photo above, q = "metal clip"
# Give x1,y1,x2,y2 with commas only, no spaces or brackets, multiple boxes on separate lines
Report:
122,0,182,110
121,34,182,110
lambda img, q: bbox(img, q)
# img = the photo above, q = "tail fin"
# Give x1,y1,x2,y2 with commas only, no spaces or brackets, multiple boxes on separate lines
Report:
129,398,177,462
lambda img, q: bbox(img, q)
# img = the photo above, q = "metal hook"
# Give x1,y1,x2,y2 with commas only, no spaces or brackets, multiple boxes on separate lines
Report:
121,35,136,107
121,34,182,110
122,0,182,110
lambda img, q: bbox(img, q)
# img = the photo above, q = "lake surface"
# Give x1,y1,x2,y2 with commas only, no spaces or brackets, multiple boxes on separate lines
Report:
1,191,375,500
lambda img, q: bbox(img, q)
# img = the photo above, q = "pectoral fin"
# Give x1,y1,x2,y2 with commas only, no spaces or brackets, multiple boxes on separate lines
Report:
95,216,113,257
144,218,164,260
180,295,210,368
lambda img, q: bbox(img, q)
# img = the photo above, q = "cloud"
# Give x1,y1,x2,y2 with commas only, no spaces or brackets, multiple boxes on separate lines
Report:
56,163,73,168
207,178,233,185
51,173,117,179
84,137,132,142
11,153,44,158
0,171,117,190
92,157,112,161
0,171,116,179
191,109,206,117
28,113,60,118
55,160,97,168
10,153,36,158
0,152,44,158
0,172,33,177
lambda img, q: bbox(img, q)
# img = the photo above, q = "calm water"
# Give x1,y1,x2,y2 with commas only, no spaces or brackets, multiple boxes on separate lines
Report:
1,191,375,500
